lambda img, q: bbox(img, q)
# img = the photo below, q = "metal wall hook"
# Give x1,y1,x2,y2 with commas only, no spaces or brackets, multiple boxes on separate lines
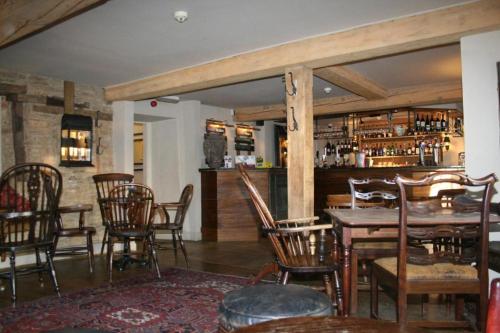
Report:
96,137,104,155
288,107,299,132
285,72,297,96
95,111,102,129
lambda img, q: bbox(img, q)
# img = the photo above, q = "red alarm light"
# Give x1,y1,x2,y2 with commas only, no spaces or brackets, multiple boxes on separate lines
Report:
150,100,158,107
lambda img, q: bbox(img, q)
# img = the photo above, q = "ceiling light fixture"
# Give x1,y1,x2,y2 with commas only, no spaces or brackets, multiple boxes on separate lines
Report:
174,10,188,23
323,87,332,94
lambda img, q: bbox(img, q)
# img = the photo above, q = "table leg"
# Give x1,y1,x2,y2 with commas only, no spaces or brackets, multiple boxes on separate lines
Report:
342,244,352,316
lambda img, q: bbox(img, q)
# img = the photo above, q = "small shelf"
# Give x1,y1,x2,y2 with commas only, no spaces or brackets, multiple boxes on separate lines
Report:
360,133,447,142
368,154,431,159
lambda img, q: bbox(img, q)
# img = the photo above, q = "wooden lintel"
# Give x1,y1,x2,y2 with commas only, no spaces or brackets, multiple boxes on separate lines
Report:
0,0,108,49
314,66,388,99
32,104,112,120
105,1,500,101
234,81,462,121
0,83,26,95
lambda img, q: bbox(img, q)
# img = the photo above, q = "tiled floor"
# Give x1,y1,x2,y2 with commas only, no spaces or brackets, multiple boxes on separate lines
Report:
0,241,476,331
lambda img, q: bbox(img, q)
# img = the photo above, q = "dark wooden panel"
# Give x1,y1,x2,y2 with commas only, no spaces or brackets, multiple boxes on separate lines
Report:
201,171,218,241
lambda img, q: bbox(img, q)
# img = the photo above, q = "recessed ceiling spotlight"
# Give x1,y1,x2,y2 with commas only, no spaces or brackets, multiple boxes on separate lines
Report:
323,87,332,94
174,10,188,23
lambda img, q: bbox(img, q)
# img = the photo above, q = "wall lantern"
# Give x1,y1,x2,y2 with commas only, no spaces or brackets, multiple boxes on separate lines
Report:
60,114,93,167
443,135,451,151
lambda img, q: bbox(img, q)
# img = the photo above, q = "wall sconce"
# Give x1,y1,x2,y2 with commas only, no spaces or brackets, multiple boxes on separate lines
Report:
443,135,451,151
60,114,93,167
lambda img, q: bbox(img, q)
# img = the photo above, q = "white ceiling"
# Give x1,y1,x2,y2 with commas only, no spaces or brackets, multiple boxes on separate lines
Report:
0,0,467,108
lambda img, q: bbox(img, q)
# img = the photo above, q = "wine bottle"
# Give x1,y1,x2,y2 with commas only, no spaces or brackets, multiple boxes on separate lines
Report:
415,114,420,132
425,115,430,132
441,114,447,131
420,116,426,133
436,114,441,131
430,115,435,132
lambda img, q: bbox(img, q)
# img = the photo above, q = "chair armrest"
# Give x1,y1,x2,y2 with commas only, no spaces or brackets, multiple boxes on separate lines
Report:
58,204,93,214
276,223,333,234
275,216,319,225
58,204,93,229
156,202,183,209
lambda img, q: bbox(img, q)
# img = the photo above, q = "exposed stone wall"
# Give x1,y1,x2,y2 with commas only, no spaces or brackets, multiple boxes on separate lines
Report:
0,68,113,249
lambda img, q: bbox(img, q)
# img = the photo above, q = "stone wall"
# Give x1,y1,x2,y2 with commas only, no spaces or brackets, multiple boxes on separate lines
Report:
0,68,113,250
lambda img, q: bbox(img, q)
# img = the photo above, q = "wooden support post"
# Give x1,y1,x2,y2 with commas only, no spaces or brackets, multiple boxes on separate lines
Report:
9,95,26,164
286,66,314,219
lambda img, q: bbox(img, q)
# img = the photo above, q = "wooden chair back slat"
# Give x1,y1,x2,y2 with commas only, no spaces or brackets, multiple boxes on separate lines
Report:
348,177,398,209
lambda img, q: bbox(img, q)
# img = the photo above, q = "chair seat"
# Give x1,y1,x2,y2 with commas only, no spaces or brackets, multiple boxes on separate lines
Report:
58,227,96,236
109,228,151,238
219,284,332,332
153,223,180,231
374,257,478,280
353,241,397,250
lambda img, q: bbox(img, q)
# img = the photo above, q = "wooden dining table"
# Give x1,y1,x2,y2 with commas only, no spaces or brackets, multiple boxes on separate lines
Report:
325,207,500,315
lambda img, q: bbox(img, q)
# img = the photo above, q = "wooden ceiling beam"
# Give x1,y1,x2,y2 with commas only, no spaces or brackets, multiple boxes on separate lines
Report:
104,1,500,101
233,81,462,121
314,66,388,99
0,0,108,49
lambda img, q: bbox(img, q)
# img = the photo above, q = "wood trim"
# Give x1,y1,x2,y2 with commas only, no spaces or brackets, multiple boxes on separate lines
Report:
314,66,388,99
234,81,462,121
32,104,112,120
0,0,108,49
104,1,500,101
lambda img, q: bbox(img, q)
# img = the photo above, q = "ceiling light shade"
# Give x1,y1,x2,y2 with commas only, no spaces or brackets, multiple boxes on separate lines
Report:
174,10,188,23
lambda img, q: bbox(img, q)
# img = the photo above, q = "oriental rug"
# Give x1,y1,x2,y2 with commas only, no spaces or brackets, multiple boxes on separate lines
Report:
0,268,249,333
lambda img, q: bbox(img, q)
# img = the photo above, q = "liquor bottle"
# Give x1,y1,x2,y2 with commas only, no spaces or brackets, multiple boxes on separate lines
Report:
399,145,404,156
326,142,331,156
415,114,420,132
425,115,430,132
430,115,435,132
413,140,418,155
420,116,426,133
407,144,412,156
382,144,387,156
441,114,447,132
436,114,441,132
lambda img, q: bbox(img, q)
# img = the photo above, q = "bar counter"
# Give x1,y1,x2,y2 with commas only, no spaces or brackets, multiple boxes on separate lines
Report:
200,166,464,241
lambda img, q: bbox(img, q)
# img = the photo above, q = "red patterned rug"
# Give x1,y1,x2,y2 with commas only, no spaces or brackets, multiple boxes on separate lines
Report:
0,268,250,333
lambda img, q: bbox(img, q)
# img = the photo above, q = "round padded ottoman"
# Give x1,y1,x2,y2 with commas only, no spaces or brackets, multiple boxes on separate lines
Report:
218,284,332,332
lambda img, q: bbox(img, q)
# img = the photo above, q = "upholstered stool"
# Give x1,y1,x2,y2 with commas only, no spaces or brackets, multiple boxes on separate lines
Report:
218,284,333,333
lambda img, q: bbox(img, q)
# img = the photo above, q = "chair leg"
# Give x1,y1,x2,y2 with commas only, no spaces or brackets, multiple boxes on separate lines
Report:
279,271,289,285
455,294,464,320
35,248,43,283
171,230,178,255
45,247,60,297
148,235,161,279
9,251,17,305
333,269,344,316
351,251,358,314
176,231,189,269
251,262,278,285
87,233,95,273
370,268,378,319
107,237,114,284
100,227,108,255
322,274,334,301
397,289,407,326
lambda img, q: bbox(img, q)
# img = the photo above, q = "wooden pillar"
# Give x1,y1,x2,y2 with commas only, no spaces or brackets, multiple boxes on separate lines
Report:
285,66,314,218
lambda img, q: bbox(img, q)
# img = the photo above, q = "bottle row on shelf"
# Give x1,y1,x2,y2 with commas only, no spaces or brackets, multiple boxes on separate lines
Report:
361,138,442,158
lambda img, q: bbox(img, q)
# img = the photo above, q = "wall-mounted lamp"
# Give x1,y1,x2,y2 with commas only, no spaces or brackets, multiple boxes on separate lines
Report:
444,135,451,151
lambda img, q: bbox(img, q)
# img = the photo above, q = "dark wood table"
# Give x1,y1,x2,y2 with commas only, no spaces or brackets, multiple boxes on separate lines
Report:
325,207,500,315
234,316,420,333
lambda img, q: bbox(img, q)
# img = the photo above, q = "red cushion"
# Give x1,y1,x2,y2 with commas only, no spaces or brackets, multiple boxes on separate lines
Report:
0,185,31,211
487,278,500,333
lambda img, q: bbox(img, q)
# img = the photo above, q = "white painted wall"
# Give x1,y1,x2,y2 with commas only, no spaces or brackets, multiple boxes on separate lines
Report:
112,100,278,241
112,101,134,174
461,30,500,281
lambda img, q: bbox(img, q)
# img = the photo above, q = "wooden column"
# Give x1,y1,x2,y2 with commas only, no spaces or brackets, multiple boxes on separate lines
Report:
9,95,26,164
286,66,314,218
